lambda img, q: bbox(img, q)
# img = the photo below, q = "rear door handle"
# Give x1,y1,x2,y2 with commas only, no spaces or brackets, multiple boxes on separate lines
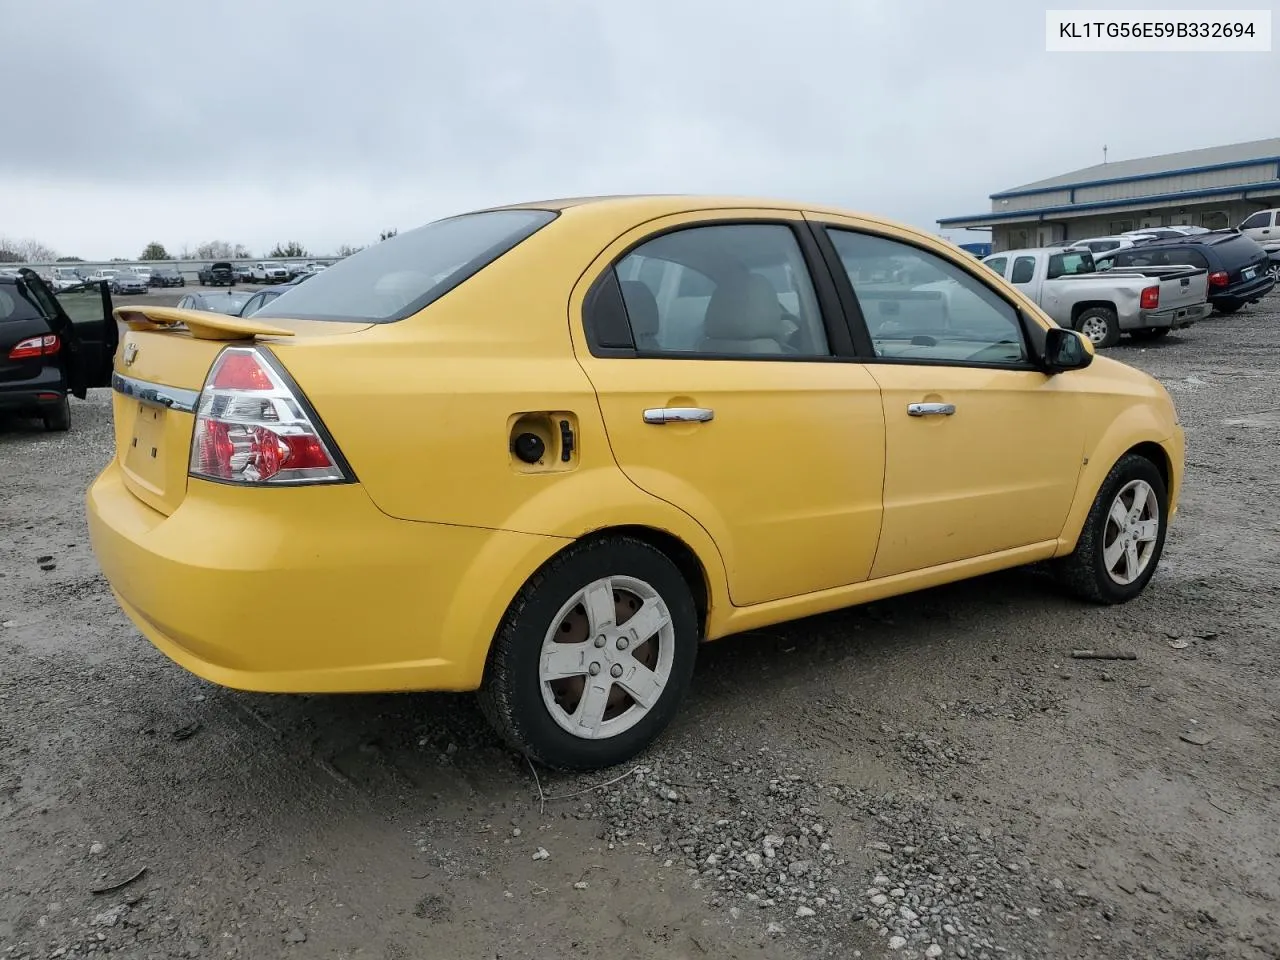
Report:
643,407,715,424
907,402,956,417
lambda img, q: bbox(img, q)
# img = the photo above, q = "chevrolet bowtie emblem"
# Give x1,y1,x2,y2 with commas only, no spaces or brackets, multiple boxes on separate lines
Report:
122,342,139,366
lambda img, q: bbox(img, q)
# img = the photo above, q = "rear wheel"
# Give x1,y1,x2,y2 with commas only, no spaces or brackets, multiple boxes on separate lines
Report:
42,396,70,432
1074,306,1120,348
478,537,699,771
1267,261,1280,283
1053,453,1167,604
1130,327,1170,342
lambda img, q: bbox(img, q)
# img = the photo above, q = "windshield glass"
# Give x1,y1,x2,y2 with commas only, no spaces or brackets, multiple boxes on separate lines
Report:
253,209,557,323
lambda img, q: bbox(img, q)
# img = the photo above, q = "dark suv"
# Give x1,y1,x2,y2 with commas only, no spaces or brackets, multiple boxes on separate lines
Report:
197,261,235,287
1096,232,1275,314
0,271,117,431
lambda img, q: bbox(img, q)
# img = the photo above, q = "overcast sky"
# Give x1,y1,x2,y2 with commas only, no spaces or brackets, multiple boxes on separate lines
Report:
1,0,1276,260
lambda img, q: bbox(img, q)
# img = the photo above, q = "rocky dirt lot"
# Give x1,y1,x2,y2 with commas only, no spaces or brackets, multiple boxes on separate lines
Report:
2,294,1278,960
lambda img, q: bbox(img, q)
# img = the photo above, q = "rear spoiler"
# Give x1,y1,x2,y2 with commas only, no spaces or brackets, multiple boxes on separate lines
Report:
113,305,296,341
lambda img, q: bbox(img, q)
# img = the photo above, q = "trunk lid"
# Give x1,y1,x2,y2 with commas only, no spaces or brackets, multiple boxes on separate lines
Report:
110,306,371,516
1155,267,1208,311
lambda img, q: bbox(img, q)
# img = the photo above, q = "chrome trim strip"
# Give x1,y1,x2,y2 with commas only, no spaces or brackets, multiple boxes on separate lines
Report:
111,371,200,414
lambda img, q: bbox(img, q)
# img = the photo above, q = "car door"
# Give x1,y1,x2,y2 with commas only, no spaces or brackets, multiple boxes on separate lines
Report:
18,270,117,397
570,212,886,608
1007,253,1041,301
1239,210,1273,243
811,220,1086,579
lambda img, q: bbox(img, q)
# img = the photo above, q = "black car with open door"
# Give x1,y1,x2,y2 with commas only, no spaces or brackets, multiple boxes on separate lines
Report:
0,270,118,431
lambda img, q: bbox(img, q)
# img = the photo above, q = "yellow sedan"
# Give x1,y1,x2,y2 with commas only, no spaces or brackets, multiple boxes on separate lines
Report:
87,196,1183,771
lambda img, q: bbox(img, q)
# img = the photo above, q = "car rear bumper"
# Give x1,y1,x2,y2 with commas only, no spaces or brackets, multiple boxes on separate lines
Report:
0,366,67,412
86,460,567,694
1213,276,1276,308
1134,302,1211,330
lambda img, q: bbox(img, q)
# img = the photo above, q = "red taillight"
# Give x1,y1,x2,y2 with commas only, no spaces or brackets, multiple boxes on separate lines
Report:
1140,285,1160,310
1208,271,1229,287
212,351,275,390
189,347,350,484
8,334,60,360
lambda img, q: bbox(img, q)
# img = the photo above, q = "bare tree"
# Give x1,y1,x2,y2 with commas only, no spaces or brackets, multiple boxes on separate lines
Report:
336,244,363,258
0,236,58,262
269,241,308,258
378,228,398,241
194,240,243,260
233,244,252,259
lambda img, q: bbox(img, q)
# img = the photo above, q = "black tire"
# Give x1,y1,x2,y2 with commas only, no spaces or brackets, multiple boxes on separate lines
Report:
1215,302,1242,315
42,396,71,432
1052,453,1168,604
1074,306,1120,348
478,536,699,771
1130,327,1170,341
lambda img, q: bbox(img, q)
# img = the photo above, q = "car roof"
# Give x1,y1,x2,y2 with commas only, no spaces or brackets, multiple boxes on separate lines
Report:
1130,231,1242,247
485,193,939,231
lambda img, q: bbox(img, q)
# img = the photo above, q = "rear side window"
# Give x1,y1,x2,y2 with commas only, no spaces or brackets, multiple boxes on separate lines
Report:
0,284,43,322
253,209,557,323
1157,248,1208,269
1009,257,1035,283
1046,251,1093,278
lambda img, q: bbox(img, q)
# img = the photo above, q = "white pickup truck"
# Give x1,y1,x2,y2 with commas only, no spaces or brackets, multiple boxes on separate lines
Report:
982,247,1211,346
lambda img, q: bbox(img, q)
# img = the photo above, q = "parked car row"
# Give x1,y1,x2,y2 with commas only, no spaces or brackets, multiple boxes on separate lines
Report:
981,228,1276,347
173,272,316,317
1065,212,1280,284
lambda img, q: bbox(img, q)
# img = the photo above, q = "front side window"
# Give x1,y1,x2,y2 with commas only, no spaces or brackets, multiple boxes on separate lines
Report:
983,256,1008,277
1009,257,1036,283
1240,211,1272,230
253,209,556,323
613,224,829,357
826,229,1028,366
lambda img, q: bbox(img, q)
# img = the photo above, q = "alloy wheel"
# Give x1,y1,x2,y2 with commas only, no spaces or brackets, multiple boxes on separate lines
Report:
1103,479,1160,585
539,575,675,741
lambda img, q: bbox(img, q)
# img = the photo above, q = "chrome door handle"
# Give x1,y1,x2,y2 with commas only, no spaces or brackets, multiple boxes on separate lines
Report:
643,407,715,424
907,402,956,417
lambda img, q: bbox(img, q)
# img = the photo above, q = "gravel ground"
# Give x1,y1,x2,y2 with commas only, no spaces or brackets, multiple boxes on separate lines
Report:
2,292,1278,960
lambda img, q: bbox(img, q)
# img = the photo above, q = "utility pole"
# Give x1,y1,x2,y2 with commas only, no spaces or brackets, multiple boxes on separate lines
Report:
1103,145,1108,163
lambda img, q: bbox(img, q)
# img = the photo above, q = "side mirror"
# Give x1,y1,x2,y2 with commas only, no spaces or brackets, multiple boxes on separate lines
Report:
1043,327,1094,372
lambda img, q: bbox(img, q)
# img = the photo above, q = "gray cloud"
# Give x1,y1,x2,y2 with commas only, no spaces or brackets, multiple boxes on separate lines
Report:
2,0,1275,258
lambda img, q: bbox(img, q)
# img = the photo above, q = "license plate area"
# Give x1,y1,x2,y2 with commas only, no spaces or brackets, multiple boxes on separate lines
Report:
123,402,169,494
1242,267,1257,280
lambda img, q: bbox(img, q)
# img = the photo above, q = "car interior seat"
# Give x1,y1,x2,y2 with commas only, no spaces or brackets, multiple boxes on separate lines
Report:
699,273,788,354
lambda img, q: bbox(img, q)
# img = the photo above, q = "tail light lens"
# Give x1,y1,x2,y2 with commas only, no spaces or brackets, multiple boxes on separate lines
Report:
189,346,351,485
1208,271,1229,287
1139,285,1160,310
8,334,60,360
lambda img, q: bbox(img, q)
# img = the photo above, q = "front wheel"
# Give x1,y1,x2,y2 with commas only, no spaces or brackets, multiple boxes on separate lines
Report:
1053,453,1168,604
1074,306,1120,348
478,537,699,771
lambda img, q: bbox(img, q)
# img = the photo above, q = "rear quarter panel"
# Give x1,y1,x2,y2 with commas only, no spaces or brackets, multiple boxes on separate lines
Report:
270,211,733,616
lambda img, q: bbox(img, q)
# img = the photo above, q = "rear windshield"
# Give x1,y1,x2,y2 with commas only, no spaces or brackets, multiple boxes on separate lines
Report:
253,209,558,323
0,284,43,322
1210,235,1266,267
1046,250,1094,278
